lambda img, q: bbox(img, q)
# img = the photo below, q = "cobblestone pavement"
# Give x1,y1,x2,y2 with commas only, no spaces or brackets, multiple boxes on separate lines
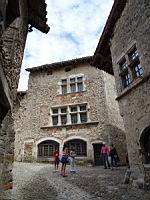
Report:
12,162,150,200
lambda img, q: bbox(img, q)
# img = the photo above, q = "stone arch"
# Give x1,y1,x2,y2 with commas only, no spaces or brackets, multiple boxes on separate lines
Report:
35,137,61,161
36,137,61,146
63,135,88,144
139,126,150,164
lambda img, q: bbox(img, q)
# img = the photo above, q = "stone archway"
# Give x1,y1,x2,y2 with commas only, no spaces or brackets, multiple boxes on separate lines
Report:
140,126,150,164
37,140,60,161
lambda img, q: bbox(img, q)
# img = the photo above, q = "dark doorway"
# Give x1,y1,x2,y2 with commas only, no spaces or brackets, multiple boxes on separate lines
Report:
93,143,103,165
140,126,150,164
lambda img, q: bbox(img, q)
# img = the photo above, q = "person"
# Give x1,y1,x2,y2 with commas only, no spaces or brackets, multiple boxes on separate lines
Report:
60,143,69,177
109,144,119,169
126,152,130,168
70,148,76,173
101,143,110,169
53,149,60,171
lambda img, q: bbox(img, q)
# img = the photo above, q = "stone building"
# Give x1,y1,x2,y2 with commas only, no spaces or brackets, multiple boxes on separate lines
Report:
14,56,126,166
92,0,150,188
0,0,49,199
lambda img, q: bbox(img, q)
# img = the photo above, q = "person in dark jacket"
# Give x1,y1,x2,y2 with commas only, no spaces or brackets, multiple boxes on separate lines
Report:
109,144,119,169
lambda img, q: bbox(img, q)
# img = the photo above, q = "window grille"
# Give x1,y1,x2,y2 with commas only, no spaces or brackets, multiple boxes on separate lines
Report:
119,45,143,89
38,140,59,158
60,75,84,94
51,104,88,126
66,139,87,156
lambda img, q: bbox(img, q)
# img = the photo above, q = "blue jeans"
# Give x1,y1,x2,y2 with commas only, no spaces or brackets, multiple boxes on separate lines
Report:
103,154,110,168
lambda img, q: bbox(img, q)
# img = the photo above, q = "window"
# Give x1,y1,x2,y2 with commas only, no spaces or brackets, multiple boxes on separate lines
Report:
80,113,87,123
38,140,59,158
60,107,67,125
52,116,58,126
51,104,88,126
128,46,143,79
61,79,67,94
70,76,83,93
119,45,143,89
77,77,83,92
52,108,59,125
71,114,78,124
119,59,131,88
66,139,87,157
61,115,67,125
134,64,143,77
128,47,138,61
70,78,76,93
60,75,84,94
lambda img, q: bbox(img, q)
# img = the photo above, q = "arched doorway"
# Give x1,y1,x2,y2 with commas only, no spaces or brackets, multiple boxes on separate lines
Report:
66,139,87,157
37,140,59,161
140,126,150,164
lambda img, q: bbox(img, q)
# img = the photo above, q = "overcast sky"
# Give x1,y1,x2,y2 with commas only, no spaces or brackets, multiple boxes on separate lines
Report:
18,0,113,91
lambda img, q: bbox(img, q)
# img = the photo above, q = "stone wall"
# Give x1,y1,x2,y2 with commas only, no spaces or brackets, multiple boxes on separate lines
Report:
110,0,150,185
0,0,28,199
102,71,126,163
14,63,126,165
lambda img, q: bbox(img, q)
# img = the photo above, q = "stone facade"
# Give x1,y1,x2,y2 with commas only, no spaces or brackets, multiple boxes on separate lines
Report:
14,58,126,166
92,0,150,188
110,0,150,187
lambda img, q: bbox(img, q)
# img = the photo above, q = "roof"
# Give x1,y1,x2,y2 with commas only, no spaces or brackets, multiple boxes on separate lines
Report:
26,56,93,72
28,0,50,33
92,0,127,75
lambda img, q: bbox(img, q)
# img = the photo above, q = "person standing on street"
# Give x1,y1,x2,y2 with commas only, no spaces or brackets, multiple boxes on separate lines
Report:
70,148,76,173
60,144,69,177
101,143,110,169
109,144,119,169
53,149,60,171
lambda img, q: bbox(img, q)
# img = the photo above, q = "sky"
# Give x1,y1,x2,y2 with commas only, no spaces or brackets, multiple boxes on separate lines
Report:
18,0,114,91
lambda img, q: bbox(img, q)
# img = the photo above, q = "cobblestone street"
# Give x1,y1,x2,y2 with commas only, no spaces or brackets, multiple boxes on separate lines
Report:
12,162,150,200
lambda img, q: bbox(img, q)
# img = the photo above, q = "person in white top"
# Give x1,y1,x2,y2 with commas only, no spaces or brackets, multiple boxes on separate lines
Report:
70,148,76,173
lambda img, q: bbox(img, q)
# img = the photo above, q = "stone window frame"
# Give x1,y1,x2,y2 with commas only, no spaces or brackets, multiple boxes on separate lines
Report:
118,44,144,90
59,74,86,95
50,103,89,126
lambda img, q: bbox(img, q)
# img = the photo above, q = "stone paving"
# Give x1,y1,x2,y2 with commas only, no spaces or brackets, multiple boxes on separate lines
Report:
12,162,150,200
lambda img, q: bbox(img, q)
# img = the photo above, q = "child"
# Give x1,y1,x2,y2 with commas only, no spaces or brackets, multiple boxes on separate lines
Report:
53,149,60,171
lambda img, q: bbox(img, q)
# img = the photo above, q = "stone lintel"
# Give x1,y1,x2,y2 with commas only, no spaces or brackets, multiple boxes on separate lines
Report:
40,121,99,129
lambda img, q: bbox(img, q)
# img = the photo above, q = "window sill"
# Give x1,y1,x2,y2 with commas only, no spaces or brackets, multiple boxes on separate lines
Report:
57,90,86,96
41,121,99,129
116,73,150,100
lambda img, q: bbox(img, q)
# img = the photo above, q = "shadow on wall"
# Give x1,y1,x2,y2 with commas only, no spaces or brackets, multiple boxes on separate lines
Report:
106,124,127,165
